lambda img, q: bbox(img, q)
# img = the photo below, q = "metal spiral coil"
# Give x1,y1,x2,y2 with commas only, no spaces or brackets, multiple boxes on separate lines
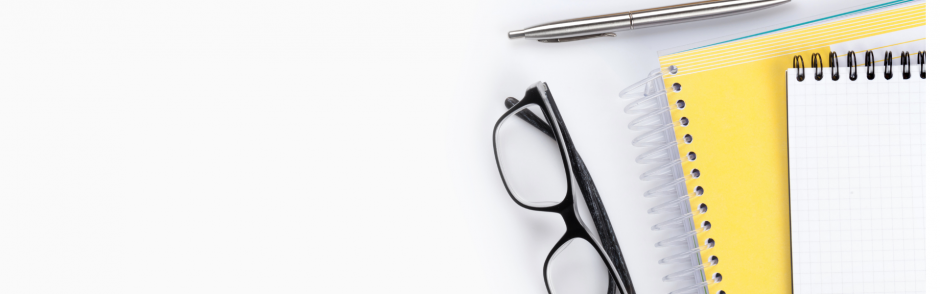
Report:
865,50,877,80
847,50,858,81
900,51,911,80
918,51,926,79
792,55,805,81
829,51,840,81
793,50,927,82
811,53,824,81
884,51,894,79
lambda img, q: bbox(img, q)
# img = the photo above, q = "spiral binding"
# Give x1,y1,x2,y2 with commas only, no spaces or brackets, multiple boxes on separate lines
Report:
865,50,877,80
794,50,927,81
847,50,858,81
619,67,717,294
918,51,927,79
829,51,840,81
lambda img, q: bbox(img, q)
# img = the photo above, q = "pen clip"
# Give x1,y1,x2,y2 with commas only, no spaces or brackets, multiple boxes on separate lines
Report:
537,32,616,43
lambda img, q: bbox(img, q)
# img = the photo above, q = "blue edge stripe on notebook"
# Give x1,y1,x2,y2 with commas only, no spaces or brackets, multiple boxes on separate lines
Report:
675,0,915,54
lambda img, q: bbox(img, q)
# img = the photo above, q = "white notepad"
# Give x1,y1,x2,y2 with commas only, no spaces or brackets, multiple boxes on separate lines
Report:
786,64,926,293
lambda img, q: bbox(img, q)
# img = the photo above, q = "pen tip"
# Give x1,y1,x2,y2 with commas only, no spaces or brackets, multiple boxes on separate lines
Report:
508,30,525,40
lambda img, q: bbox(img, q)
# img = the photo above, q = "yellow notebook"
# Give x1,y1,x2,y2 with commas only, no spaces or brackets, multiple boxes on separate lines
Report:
619,1,926,294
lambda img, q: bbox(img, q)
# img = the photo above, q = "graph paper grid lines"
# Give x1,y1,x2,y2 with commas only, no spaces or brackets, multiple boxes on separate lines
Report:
787,66,925,294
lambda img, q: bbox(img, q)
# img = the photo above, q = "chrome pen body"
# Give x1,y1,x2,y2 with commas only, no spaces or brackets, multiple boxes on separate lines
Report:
508,0,790,42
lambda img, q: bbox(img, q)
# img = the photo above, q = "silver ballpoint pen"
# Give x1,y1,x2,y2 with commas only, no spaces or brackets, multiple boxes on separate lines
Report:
508,0,790,43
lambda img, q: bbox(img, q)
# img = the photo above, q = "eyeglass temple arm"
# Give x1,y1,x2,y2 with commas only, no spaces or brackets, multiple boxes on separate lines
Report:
504,97,637,294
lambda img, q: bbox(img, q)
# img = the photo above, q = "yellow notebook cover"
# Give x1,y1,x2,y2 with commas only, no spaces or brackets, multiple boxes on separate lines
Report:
652,2,925,294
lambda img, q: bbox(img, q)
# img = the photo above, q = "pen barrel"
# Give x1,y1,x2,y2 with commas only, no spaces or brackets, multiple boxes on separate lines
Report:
512,12,633,40
508,0,789,40
631,0,789,29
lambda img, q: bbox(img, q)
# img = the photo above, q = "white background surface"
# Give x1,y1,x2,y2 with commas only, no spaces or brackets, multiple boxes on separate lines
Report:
0,0,934,293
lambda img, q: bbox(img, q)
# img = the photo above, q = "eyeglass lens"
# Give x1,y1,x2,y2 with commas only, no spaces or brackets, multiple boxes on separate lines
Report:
495,104,567,207
547,238,613,294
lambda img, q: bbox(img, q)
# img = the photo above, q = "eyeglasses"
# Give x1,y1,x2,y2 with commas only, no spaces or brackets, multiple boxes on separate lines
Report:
493,82,636,294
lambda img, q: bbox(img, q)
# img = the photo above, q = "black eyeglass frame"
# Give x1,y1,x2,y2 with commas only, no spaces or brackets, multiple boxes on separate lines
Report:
492,82,634,294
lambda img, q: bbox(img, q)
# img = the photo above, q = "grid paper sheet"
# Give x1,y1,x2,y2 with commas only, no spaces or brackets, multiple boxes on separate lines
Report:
787,66,926,294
